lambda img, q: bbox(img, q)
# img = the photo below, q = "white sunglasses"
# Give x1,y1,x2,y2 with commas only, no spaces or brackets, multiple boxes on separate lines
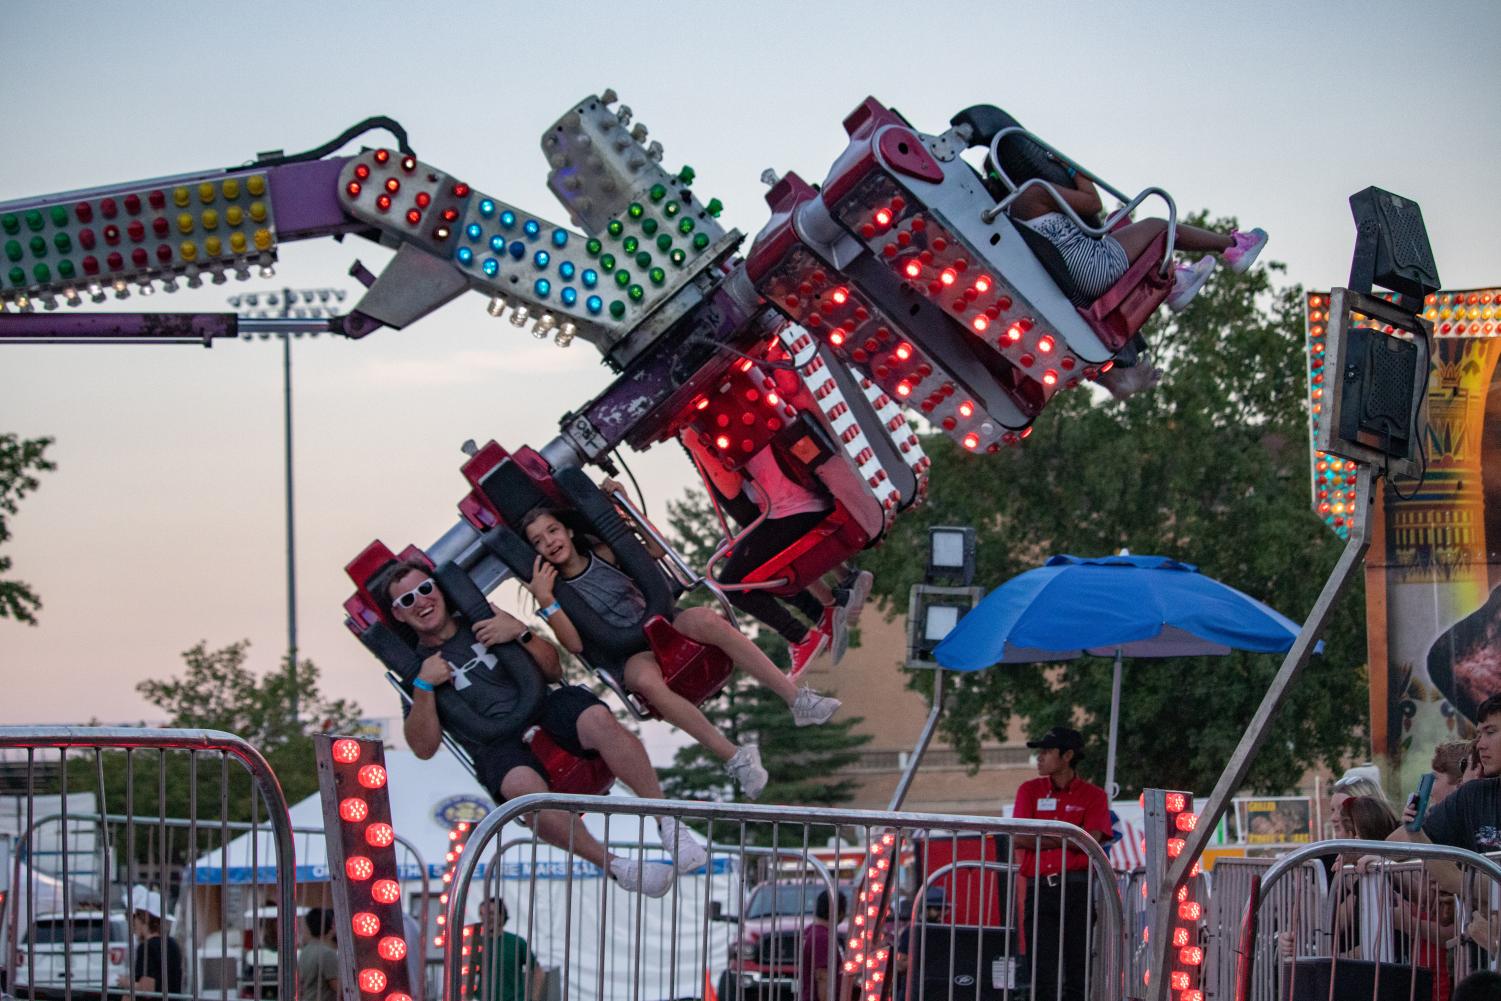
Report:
392,578,436,609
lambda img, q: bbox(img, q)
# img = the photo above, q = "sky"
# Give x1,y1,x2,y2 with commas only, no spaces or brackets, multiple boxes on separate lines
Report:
2,0,1499,744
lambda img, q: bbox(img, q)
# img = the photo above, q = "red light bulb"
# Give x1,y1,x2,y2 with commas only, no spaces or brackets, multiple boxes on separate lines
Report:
971,315,989,332
873,208,892,226
345,856,374,881
331,739,362,763
831,287,849,305
895,342,912,361
371,879,401,904
903,260,922,279
376,195,392,212
377,936,407,961
962,433,979,450
340,798,369,823
939,268,957,286
374,149,390,164
957,401,974,418
1037,335,1054,353
352,913,381,937
974,276,992,294
385,178,400,193
365,823,395,848
715,435,730,450
358,969,387,993
346,182,362,198
358,765,388,789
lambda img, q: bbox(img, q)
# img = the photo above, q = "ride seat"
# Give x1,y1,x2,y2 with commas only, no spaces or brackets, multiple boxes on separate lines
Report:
459,441,734,721
341,538,614,796
1013,224,1172,354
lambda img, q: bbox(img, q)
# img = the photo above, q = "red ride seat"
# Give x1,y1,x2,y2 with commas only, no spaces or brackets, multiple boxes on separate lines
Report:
631,615,734,719
525,729,614,796
1077,228,1173,351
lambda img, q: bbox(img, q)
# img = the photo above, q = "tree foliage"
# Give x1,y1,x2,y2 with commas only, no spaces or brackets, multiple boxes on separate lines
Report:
69,641,362,866
0,432,55,624
861,217,1367,796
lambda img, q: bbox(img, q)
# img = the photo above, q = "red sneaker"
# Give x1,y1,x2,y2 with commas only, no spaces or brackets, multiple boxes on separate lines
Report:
788,628,829,679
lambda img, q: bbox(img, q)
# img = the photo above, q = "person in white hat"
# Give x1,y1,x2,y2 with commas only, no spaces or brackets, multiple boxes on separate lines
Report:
116,885,183,994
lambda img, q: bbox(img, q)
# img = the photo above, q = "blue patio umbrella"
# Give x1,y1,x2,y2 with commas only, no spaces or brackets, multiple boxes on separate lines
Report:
933,553,1308,796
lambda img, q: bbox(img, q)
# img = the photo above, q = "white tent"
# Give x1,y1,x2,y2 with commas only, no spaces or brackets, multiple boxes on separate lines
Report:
187,749,740,1001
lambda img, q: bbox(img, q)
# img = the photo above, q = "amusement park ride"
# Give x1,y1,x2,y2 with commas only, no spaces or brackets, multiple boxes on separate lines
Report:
0,91,1440,1001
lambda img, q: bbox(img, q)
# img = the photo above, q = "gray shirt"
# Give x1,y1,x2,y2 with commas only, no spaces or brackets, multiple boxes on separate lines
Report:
566,553,647,629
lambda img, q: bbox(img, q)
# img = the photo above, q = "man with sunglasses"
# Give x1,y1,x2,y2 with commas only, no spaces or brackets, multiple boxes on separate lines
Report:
378,562,705,897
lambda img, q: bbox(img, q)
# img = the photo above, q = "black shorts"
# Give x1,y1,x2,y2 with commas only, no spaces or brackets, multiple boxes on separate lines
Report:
472,686,605,802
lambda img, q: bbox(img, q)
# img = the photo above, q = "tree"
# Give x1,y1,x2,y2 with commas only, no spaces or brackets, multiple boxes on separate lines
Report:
0,432,55,624
69,640,362,868
861,216,1368,797
656,488,870,815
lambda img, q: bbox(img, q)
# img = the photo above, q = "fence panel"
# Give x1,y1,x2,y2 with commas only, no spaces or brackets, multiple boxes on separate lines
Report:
1239,839,1501,1001
444,794,1125,1001
0,727,296,1001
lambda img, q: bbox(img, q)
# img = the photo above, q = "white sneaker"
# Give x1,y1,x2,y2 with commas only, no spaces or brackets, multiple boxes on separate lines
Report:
657,816,709,874
791,687,841,727
1099,363,1162,402
1166,256,1216,312
839,570,874,624
726,744,769,799
608,855,674,897
829,604,849,666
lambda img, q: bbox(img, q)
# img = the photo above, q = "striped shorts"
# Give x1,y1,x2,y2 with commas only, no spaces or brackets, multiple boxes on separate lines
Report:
1021,212,1129,304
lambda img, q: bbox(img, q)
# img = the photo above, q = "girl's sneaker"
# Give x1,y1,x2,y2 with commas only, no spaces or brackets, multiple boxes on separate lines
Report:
1166,256,1216,312
1223,228,1268,274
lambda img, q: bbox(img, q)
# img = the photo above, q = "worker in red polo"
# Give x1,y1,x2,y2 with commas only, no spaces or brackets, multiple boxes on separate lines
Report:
1011,726,1111,1001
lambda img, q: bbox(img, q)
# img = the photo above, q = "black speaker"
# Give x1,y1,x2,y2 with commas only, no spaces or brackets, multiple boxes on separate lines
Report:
911,925,1027,1001
1282,957,1433,1001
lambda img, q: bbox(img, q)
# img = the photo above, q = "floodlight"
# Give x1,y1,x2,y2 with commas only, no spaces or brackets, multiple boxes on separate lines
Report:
906,583,983,667
1347,187,1440,305
926,526,975,586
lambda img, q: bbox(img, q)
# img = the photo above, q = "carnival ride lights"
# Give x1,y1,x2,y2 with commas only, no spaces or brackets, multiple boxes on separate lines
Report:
1139,790,1204,1001
314,734,416,1001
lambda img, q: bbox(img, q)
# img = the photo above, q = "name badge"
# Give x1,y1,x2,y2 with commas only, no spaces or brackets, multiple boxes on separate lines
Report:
1036,797,1058,811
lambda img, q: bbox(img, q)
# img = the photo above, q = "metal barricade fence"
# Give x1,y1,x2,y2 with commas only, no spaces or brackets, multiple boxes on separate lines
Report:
444,794,1125,1001
0,727,297,1001
1204,857,1325,1000
1238,839,1501,1001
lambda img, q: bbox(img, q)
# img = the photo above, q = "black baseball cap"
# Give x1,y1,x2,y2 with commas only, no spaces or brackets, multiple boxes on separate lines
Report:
1026,726,1084,752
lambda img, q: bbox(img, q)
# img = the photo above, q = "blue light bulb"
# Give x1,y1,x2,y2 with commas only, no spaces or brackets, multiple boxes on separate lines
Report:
552,229,568,248
582,269,598,288
465,223,482,241
534,278,551,297
586,295,603,314
490,235,505,252
482,258,499,277
509,241,525,260
479,199,496,217
456,246,474,265
533,250,550,269
559,261,576,280
561,287,578,306
500,210,516,228
523,219,541,238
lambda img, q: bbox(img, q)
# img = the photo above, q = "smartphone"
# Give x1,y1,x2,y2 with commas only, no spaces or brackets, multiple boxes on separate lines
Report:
1405,772,1435,832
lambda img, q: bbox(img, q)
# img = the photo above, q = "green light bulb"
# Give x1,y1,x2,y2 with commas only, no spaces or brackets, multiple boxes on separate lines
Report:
614,270,631,288
7,265,25,286
607,220,624,237
49,206,68,227
640,218,658,236
663,201,679,218
692,233,710,250
29,236,47,257
1,214,19,236
57,259,75,279
649,184,667,202
656,235,672,252
4,240,20,262
649,267,666,285
635,251,651,268
678,165,695,185
670,249,687,265
627,203,644,219
32,263,50,283
586,238,603,256
599,253,616,272
24,210,44,232
53,233,71,254
678,218,696,235
707,198,724,217
609,300,626,319
628,284,644,301
622,236,639,254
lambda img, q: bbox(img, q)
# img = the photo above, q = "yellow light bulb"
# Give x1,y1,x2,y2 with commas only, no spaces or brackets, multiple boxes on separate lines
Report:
246,175,266,196
173,186,191,207
177,213,194,234
198,182,216,204
205,236,222,256
253,228,273,251
222,178,240,200
249,201,267,223
201,209,219,230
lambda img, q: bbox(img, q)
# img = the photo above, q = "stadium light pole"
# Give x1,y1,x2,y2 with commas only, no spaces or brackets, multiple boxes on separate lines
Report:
227,287,346,724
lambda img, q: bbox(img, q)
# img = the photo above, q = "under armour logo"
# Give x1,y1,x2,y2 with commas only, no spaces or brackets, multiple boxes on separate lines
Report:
449,643,497,690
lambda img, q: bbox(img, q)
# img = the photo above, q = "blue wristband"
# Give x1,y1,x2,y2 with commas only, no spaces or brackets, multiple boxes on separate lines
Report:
540,601,562,620
412,678,435,693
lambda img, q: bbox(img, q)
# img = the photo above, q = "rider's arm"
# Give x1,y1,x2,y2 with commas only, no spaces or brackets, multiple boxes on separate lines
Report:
524,632,565,683
403,654,450,759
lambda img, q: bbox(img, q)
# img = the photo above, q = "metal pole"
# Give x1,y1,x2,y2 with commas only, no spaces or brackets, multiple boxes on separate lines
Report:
282,318,298,722
1104,649,1123,800
887,668,945,811
1143,463,1375,999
